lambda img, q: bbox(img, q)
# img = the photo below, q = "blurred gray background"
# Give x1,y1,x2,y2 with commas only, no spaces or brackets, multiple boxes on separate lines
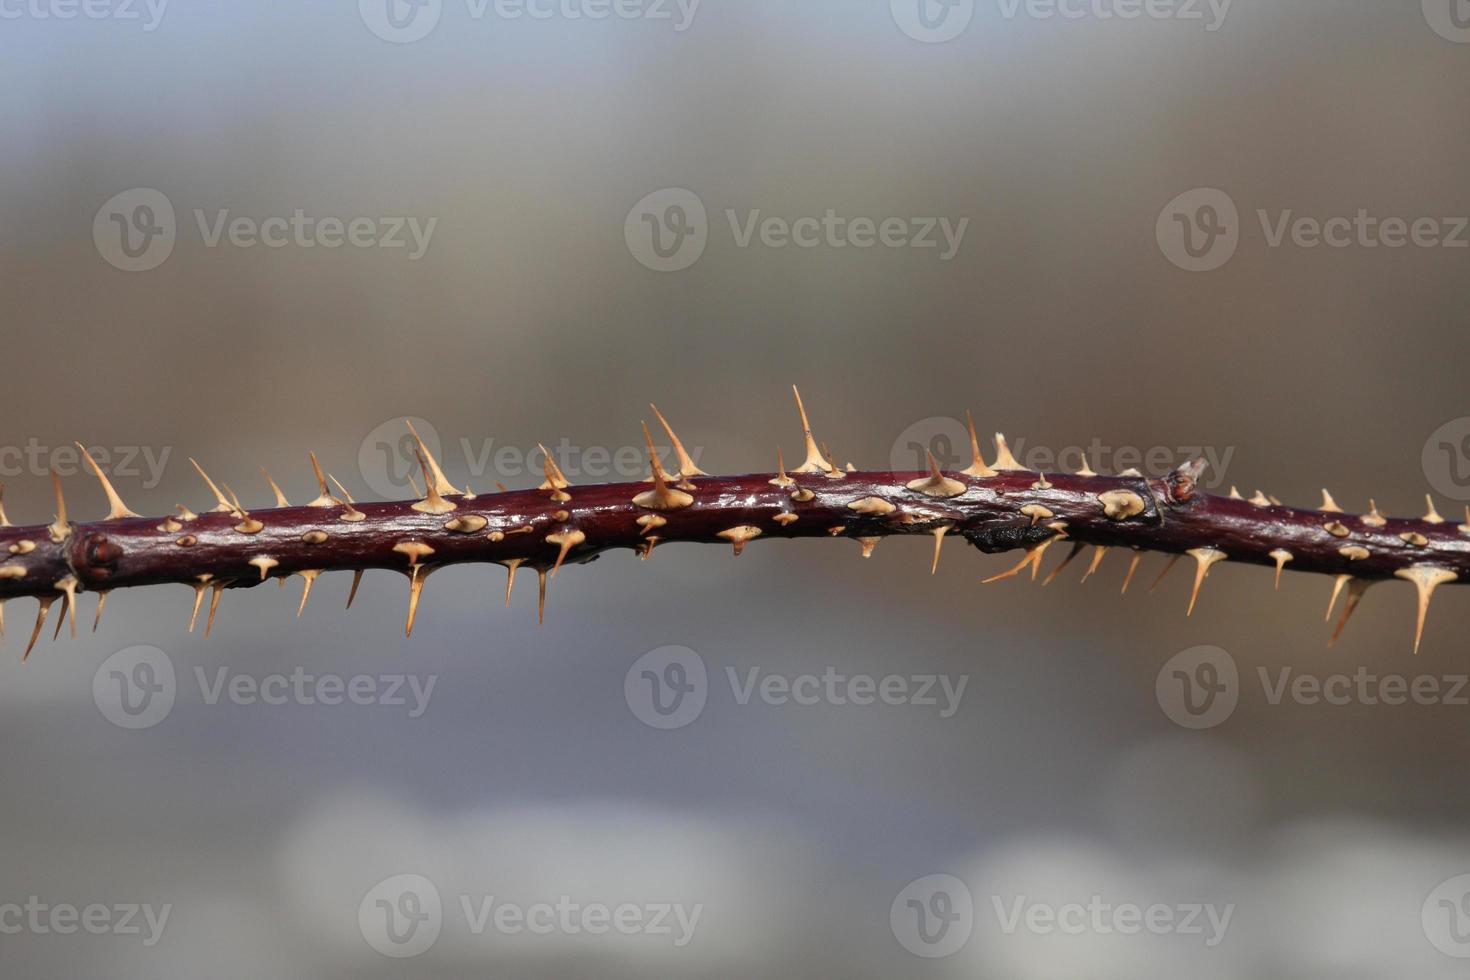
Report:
2,0,1469,976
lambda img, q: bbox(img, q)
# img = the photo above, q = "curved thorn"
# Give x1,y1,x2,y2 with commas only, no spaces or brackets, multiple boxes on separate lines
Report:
76,444,141,519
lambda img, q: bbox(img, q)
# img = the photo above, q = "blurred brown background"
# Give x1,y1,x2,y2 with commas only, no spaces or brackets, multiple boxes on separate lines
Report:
1,1,1468,976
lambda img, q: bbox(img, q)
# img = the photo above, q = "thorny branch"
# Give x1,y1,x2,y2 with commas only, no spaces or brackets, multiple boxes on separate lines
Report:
1,389,1467,658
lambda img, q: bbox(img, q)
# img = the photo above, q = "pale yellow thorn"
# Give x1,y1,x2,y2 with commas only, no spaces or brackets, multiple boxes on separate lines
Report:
88,590,106,637
790,386,834,474
1423,495,1445,524
1149,554,1182,593
48,470,70,544
205,581,226,638
857,536,880,558
718,525,762,556
1328,579,1373,648
1363,500,1387,527
633,422,695,511
650,404,708,479
1185,548,1227,616
1042,542,1085,587
1394,566,1458,655
346,569,365,609
404,565,434,638
1081,545,1109,583
1249,490,1271,508
405,420,461,497
1227,486,1242,500
962,412,997,478
502,559,524,607
328,476,366,521
1319,489,1341,512
991,433,1023,471
188,582,207,632
0,483,9,527
307,453,337,507
1120,550,1144,594
1269,549,1293,589
931,526,950,575
249,557,279,581
1461,506,1470,536
294,570,321,617
981,539,1057,584
189,458,236,513
547,529,586,578
258,467,292,508
905,452,966,499
410,444,458,514
23,596,55,661
536,445,573,498
1325,574,1351,622
768,448,795,488
76,444,141,519
537,569,548,625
